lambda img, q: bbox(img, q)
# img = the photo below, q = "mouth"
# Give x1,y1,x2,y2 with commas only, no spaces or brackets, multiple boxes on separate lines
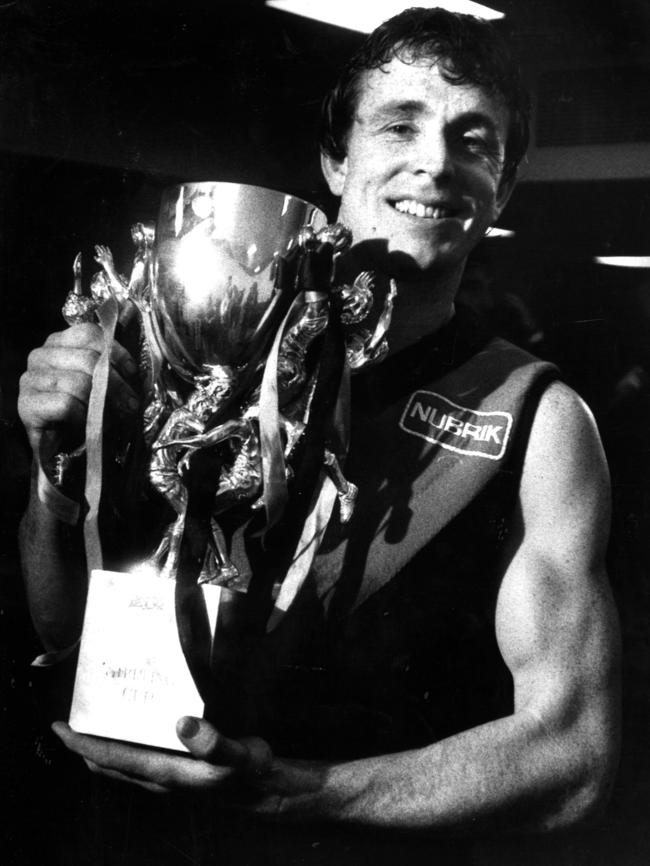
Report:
389,198,460,220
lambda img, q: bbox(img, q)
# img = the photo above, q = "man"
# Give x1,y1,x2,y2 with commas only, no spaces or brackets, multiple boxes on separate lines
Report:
18,6,619,861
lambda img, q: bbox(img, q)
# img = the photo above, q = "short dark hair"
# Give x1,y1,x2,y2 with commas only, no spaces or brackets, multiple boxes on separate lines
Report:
320,6,530,186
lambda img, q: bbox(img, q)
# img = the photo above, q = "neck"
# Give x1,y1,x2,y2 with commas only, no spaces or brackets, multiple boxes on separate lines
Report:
334,243,466,356
381,265,463,357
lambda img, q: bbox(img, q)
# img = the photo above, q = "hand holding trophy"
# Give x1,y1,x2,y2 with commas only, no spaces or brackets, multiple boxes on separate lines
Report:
61,182,397,745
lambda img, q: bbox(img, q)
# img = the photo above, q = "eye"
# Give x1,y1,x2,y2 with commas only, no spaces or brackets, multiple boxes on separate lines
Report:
460,132,490,152
384,122,416,138
456,131,503,168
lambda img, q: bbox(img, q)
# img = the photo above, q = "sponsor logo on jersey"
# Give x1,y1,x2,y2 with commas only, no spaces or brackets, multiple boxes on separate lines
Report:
399,391,513,460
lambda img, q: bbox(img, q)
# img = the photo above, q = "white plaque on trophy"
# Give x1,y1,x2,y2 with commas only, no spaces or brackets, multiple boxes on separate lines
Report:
69,569,220,752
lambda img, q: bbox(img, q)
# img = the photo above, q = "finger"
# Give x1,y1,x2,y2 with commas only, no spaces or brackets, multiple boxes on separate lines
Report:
53,722,175,778
110,338,140,384
53,722,235,791
23,367,93,401
176,717,273,777
20,363,138,434
239,736,275,778
43,324,106,357
18,385,88,435
85,760,171,794
176,716,249,767
29,352,139,404
27,345,101,378
42,327,139,384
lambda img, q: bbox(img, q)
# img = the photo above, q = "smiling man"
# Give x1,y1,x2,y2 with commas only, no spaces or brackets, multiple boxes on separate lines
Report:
325,63,510,272
18,7,620,865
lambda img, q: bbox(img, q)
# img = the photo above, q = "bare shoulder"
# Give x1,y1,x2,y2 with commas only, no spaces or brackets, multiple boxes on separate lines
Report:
526,379,606,465
519,380,610,549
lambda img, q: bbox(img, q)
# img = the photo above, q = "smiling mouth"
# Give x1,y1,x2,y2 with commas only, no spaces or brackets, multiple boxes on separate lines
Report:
391,199,458,219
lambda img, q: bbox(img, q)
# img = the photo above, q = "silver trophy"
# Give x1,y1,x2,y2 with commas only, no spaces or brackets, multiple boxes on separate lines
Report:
61,182,398,730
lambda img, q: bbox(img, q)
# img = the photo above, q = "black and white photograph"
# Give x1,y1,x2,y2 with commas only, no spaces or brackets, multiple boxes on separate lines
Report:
1,1,649,863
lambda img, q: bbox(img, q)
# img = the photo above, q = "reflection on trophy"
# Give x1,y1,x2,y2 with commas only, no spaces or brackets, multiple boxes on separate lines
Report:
61,182,398,731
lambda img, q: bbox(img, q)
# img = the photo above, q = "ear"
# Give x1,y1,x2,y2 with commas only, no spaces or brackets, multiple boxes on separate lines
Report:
320,150,348,197
492,172,516,222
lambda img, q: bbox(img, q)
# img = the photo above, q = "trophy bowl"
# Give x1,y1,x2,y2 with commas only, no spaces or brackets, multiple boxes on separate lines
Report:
152,182,328,381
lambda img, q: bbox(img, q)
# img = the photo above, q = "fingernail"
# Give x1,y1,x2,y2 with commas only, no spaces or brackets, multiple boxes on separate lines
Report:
177,716,200,739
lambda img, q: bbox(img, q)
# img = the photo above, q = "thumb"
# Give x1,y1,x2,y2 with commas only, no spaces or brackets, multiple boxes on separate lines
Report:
176,716,273,776
176,716,245,764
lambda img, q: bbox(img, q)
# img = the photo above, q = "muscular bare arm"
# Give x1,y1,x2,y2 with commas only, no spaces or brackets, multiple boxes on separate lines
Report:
55,380,621,836
283,381,619,832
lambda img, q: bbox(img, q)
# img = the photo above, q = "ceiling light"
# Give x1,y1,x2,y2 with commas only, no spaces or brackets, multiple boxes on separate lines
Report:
594,256,650,269
266,1,504,32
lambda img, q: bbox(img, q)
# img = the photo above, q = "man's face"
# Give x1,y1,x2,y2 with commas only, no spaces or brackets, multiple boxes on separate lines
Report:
323,55,514,274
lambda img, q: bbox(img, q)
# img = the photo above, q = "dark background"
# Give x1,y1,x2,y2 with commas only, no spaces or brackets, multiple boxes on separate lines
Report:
1,1,650,863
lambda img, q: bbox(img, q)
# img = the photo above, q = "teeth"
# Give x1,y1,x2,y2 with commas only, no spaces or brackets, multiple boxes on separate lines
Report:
393,200,450,219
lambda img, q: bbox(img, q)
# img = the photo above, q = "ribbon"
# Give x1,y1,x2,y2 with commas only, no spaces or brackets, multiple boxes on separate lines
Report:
266,472,338,631
36,463,81,525
265,353,351,629
83,295,119,575
31,640,80,668
257,293,306,533
173,445,233,722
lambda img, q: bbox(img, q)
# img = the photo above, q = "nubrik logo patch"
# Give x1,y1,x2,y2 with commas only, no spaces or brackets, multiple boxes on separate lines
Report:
400,391,513,460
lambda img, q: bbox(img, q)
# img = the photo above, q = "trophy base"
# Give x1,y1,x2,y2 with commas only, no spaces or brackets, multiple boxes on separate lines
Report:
69,569,220,752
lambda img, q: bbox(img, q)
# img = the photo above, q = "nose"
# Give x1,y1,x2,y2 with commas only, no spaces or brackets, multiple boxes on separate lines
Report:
411,129,454,181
